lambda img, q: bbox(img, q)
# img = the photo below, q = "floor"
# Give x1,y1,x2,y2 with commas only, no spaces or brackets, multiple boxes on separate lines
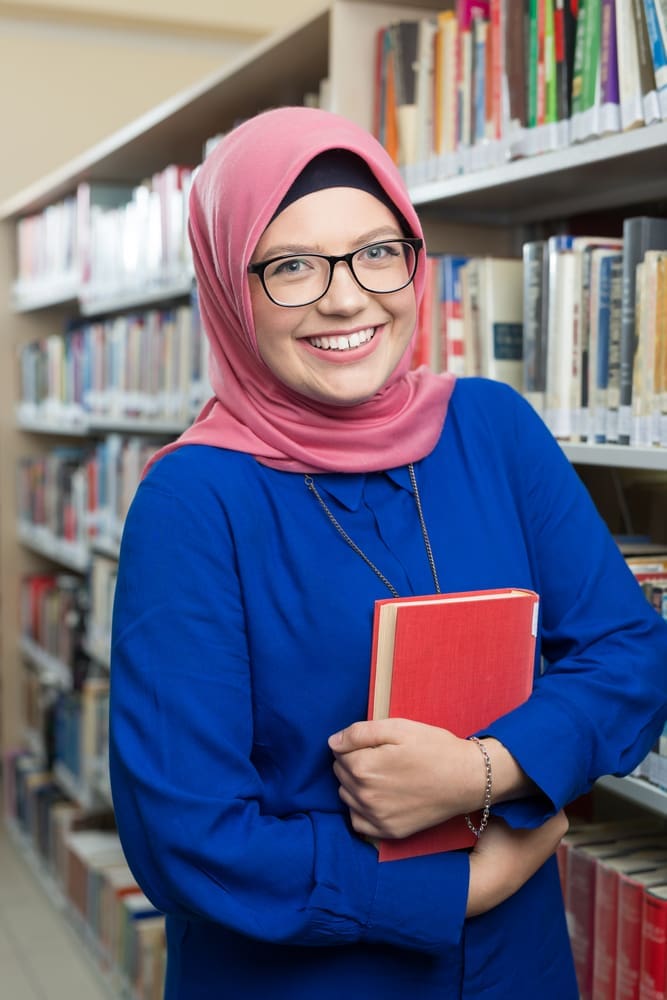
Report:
0,819,111,1000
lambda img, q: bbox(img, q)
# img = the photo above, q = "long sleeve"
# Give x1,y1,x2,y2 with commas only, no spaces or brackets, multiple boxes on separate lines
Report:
109,462,469,955
474,384,667,825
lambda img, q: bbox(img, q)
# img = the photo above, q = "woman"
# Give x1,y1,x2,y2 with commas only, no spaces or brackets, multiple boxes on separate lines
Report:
109,106,667,999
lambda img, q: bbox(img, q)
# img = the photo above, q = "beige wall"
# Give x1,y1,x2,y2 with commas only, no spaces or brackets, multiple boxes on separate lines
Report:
0,0,325,202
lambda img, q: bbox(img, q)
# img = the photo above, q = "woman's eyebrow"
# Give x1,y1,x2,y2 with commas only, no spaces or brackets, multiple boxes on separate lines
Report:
258,227,405,261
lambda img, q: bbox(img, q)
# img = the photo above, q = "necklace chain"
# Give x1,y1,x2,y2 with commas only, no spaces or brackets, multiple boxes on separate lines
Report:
304,463,441,598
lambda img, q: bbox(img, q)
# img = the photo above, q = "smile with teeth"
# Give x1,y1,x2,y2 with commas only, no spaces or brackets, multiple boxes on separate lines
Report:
307,327,376,351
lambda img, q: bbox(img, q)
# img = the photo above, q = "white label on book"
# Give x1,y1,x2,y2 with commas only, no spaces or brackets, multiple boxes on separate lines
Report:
618,405,632,439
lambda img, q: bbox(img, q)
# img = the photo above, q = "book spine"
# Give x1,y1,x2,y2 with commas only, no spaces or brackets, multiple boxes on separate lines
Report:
593,254,612,442
615,0,644,129
606,254,624,442
619,218,667,444
600,0,621,132
528,0,540,127
441,256,469,375
571,0,588,124
631,0,661,121
505,0,528,127
642,0,667,97
522,240,547,413
639,891,667,1000
545,0,559,122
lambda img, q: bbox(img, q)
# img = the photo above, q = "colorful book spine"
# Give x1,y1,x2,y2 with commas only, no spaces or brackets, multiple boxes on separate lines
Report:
600,0,621,132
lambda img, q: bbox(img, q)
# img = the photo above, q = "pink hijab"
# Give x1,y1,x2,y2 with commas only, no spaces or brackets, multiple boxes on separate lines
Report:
146,106,455,475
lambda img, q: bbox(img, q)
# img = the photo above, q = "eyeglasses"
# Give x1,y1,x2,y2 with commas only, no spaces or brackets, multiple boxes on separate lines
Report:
247,237,423,308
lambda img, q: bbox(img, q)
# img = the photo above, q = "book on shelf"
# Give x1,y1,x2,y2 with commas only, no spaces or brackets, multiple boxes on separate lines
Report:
411,255,441,371
367,587,539,860
642,0,667,118
545,242,578,438
413,17,438,170
571,0,603,141
618,216,667,445
439,255,469,376
632,250,667,446
599,0,622,133
505,0,527,131
475,257,524,392
559,820,667,998
434,10,459,156
631,0,663,123
639,884,667,1000
389,20,421,167
577,238,624,441
592,849,667,999
522,239,548,415
615,864,667,998
580,840,667,998
591,249,623,442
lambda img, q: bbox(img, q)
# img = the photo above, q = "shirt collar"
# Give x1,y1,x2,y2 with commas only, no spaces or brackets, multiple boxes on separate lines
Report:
311,464,413,511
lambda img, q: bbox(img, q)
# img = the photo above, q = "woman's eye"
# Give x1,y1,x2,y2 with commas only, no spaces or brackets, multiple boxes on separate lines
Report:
271,257,311,278
359,243,397,263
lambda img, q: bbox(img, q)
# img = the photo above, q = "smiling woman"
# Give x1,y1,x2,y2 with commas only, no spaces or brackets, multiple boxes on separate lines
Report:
108,105,667,1000
249,186,419,406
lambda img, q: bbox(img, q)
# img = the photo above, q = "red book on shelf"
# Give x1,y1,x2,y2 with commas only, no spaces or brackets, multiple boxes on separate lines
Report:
617,866,667,1000
640,885,667,1000
367,587,539,861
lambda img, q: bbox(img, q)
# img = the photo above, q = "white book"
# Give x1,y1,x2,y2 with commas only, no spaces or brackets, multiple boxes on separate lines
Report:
615,0,645,129
545,250,578,439
477,258,524,391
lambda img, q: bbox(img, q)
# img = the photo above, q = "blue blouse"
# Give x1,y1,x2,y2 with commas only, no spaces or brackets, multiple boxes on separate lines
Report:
109,378,667,999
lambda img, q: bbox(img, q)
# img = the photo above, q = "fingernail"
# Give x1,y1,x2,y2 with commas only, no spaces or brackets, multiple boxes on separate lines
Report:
329,731,342,748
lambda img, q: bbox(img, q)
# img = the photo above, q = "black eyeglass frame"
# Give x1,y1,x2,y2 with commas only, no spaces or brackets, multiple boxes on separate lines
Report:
247,237,424,308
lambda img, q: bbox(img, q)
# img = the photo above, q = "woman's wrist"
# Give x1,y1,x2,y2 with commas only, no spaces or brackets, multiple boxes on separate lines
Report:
465,736,492,838
478,737,537,806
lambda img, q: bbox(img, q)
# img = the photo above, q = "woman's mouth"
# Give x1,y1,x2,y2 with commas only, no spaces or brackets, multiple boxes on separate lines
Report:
306,327,377,352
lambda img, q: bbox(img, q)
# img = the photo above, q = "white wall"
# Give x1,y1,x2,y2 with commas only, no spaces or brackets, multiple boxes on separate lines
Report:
0,0,325,201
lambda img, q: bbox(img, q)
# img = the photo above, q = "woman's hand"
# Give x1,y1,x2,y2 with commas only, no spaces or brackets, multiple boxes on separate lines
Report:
329,718,490,839
466,811,569,917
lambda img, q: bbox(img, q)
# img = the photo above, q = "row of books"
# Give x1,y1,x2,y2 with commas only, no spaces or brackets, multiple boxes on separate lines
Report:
3,750,164,1000
560,817,667,999
17,434,159,553
53,678,110,791
14,166,195,305
376,1,667,182
413,214,667,447
17,297,210,429
21,572,88,681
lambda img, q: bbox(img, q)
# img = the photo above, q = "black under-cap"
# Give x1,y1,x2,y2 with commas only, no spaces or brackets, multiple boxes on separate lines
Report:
271,148,410,233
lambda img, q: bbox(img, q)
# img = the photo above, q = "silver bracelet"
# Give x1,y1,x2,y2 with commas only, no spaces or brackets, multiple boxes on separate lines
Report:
465,736,492,838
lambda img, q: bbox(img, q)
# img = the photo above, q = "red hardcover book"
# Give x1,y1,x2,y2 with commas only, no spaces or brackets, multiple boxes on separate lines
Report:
617,866,667,1000
567,838,658,999
367,587,539,861
640,885,667,1000
592,849,667,999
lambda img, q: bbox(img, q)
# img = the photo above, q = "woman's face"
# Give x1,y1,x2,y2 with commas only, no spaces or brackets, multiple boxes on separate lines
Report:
248,186,418,407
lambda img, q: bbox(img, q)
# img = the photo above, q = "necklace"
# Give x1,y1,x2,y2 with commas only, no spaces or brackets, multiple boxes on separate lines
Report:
304,463,440,598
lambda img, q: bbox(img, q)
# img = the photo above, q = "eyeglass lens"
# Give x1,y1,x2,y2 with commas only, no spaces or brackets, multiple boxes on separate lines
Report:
263,240,417,306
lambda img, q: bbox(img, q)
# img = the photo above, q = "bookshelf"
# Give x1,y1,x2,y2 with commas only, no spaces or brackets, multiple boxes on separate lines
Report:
1,0,667,993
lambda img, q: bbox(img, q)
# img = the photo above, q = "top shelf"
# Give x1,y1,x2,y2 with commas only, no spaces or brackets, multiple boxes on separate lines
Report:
2,0,666,229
